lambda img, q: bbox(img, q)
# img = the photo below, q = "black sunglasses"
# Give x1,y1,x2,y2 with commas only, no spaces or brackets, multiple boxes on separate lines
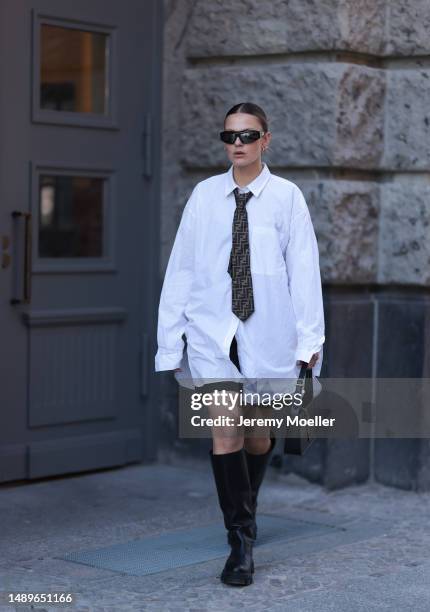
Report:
219,129,265,145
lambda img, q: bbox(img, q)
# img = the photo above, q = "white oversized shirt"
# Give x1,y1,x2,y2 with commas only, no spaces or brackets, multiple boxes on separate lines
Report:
154,162,325,391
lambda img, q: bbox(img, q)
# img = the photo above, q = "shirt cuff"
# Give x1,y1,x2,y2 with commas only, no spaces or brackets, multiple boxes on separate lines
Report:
155,349,183,372
295,343,323,365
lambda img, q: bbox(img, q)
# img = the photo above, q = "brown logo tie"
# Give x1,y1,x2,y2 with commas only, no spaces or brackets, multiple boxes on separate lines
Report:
227,187,254,321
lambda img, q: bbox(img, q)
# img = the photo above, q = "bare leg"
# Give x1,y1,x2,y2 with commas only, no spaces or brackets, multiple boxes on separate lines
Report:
207,388,244,454
243,409,272,454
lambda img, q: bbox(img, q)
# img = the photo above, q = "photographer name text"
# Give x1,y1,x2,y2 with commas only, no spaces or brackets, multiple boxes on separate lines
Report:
190,415,335,428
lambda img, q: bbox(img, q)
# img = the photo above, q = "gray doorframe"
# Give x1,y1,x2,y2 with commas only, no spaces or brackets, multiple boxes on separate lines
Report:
139,0,164,464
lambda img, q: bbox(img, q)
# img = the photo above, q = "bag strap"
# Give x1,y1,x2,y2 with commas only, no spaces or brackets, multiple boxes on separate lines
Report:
295,363,311,395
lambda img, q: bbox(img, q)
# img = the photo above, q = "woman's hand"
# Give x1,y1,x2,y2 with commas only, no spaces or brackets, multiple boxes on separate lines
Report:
297,352,319,369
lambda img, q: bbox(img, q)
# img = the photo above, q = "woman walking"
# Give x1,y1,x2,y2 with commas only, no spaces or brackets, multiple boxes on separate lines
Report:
155,102,325,586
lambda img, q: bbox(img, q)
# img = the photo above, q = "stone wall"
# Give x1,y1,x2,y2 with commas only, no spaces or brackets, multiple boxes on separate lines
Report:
159,0,430,489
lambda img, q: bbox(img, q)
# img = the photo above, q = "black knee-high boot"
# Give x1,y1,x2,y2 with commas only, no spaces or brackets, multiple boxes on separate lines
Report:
209,447,255,586
244,437,276,540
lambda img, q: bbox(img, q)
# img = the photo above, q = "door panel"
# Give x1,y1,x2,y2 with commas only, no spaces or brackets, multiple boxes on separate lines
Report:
0,0,161,482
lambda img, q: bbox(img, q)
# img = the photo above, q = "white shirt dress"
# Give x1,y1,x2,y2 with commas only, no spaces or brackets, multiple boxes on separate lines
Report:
155,162,325,398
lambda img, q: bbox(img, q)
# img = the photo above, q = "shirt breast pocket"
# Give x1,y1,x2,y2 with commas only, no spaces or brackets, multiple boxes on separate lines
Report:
250,226,286,275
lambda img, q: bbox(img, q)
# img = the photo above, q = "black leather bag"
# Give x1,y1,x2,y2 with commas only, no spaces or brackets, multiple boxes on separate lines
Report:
283,363,316,455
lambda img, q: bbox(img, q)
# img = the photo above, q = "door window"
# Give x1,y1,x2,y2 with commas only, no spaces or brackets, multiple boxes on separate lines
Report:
40,24,108,115
39,174,104,258
32,13,117,128
32,165,115,273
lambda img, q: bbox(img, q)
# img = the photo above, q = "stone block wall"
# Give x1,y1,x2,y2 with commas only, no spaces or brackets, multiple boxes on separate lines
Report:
159,0,430,489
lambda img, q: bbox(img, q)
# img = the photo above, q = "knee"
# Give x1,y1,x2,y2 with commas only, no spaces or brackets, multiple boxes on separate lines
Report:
212,436,244,454
244,436,271,455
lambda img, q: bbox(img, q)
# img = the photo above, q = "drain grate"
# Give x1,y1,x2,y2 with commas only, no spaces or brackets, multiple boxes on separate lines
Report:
58,514,342,577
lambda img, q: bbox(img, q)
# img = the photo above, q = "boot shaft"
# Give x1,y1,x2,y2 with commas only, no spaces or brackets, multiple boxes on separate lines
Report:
209,447,254,532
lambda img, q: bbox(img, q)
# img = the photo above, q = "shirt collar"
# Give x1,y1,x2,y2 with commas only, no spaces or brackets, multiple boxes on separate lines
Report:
224,162,271,198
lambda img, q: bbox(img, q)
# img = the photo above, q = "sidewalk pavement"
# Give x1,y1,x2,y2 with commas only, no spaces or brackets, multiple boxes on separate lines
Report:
1,452,430,612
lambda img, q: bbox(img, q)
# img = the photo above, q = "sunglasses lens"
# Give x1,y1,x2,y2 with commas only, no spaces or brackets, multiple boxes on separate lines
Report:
220,131,235,144
240,130,260,143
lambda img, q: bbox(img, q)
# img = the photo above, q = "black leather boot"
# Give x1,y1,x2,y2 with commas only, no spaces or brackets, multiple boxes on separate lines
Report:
244,436,276,540
209,447,255,586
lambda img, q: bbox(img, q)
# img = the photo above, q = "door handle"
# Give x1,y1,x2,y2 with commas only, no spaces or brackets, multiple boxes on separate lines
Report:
10,211,32,305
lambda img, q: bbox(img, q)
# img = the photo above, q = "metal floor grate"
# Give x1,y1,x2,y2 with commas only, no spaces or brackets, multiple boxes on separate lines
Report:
58,514,341,577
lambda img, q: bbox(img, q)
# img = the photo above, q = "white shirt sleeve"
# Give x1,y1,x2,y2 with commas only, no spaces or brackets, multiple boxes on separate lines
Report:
154,185,198,371
285,187,325,370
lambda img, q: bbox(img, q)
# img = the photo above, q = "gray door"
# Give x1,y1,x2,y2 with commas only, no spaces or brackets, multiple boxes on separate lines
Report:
0,0,161,482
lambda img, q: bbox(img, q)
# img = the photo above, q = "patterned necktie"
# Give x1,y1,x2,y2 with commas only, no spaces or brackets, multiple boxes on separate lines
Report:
227,187,254,321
